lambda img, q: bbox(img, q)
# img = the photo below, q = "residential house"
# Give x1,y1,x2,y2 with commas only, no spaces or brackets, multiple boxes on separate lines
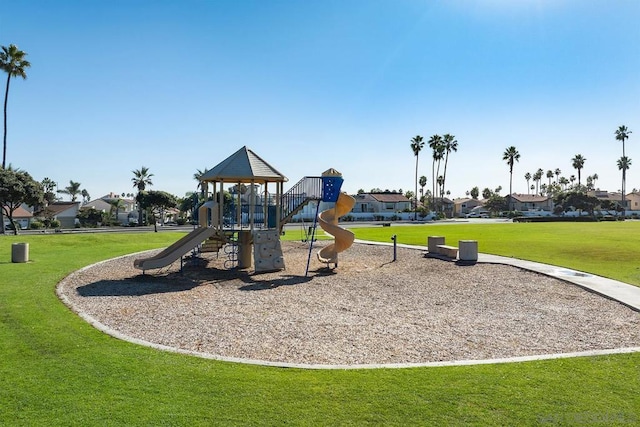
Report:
431,197,455,218
3,204,34,230
508,194,553,212
588,190,628,210
38,202,80,228
453,197,484,217
84,193,137,224
625,191,640,211
351,192,411,214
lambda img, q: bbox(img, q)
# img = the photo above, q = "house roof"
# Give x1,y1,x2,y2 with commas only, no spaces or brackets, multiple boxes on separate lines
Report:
369,193,410,203
81,199,112,211
509,193,550,202
4,205,33,219
587,191,624,201
41,202,79,216
200,146,288,184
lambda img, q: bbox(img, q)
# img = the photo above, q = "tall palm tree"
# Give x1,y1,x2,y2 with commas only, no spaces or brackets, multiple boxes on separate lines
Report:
554,168,561,183
534,169,543,195
410,135,425,220
559,176,569,190
615,126,631,206
546,170,554,187
502,146,520,210
428,134,444,211
57,180,82,202
0,44,30,169
132,166,154,225
615,125,631,159
524,172,531,194
441,134,458,202
617,156,632,210
571,154,586,189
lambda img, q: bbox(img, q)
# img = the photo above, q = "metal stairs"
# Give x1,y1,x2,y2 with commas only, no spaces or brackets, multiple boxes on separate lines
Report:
280,176,323,226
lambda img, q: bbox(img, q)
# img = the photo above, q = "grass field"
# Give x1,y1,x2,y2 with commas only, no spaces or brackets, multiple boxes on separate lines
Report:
350,221,640,286
1,225,639,425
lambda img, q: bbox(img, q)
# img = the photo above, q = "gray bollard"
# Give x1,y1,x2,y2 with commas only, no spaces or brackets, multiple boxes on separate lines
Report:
391,234,397,261
11,243,29,263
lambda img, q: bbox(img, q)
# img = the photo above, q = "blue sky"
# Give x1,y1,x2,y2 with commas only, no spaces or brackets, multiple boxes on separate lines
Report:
2,0,639,201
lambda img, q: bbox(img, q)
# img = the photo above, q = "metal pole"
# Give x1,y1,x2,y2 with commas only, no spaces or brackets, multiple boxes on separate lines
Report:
391,234,397,262
305,202,322,277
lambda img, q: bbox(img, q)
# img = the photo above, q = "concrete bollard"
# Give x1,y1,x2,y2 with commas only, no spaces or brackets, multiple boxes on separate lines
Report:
11,242,29,263
427,236,445,254
459,240,478,262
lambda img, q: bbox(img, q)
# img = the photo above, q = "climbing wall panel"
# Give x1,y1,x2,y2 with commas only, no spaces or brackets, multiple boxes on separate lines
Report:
253,230,285,272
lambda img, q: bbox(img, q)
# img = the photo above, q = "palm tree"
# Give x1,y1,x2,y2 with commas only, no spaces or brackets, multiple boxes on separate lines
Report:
437,175,444,202
57,180,82,202
441,133,458,202
81,189,90,204
617,156,632,210
108,198,125,223
591,173,598,189
615,126,631,206
546,170,554,187
418,175,427,203
559,176,569,190
428,134,444,211
502,146,520,210
615,125,631,158
571,154,586,189
534,169,543,195
410,135,424,219
524,172,531,194
0,44,30,169
193,167,208,198
132,166,154,225
554,168,561,183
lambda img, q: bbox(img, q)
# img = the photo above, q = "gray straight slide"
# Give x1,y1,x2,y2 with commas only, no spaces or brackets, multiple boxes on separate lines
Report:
133,227,218,271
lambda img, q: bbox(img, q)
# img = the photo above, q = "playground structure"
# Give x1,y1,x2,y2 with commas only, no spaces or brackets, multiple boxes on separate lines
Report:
133,146,355,273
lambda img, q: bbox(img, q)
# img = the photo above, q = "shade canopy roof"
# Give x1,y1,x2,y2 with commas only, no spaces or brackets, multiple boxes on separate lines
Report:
200,146,288,184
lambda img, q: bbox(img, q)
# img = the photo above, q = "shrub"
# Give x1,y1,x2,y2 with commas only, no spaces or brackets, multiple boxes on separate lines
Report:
30,221,44,229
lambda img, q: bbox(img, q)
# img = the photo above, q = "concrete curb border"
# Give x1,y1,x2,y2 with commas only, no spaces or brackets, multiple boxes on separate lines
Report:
56,243,640,369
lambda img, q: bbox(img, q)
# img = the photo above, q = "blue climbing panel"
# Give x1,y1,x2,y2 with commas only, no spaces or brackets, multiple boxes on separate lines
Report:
321,177,343,202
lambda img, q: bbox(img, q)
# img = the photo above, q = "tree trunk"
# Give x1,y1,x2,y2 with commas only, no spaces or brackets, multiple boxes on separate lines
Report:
414,156,418,220
3,73,11,169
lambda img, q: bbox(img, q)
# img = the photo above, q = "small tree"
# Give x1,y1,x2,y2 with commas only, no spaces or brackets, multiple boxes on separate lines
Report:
137,190,177,232
484,195,508,214
470,186,479,200
0,168,44,234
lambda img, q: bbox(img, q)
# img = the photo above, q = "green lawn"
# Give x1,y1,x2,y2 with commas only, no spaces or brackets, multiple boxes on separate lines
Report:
351,221,640,286
1,227,639,426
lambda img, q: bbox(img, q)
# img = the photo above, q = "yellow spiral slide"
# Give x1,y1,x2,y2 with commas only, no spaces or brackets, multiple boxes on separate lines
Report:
317,192,356,265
